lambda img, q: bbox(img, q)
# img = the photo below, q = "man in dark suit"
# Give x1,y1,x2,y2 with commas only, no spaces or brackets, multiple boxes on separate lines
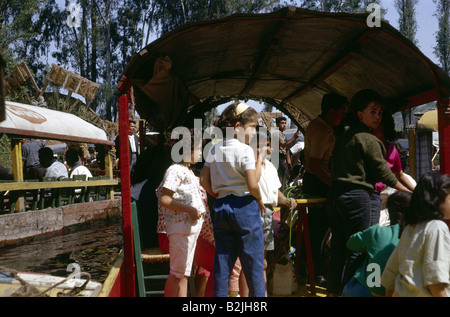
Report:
115,120,140,175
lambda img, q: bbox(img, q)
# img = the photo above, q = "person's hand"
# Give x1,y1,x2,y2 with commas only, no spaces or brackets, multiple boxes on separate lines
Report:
258,199,266,216
289,198,297,210
294,130,300,139
188,208,203,221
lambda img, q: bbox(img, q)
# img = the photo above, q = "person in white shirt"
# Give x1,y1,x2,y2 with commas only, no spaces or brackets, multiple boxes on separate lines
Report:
200,102,266,297
115,120,140,174
65,148,93,179
381,172,450,297
254,130,298,296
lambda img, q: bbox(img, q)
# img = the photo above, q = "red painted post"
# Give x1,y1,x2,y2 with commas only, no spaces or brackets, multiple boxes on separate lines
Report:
118,93,136,297
437,96,450,175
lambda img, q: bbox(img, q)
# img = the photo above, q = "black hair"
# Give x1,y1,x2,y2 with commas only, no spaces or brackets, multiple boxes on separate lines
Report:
405,172,450,226
348,89,383,127
65,148,80,166
379,111,397,142
394,142,409,172
321,93,347,115
214,102,258,133
351,89,383,112
38,147,53,160
386,190,412,234
276,116,287,125
251,128,271,149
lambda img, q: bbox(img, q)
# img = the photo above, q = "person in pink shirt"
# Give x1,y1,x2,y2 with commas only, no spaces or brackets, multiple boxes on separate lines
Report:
371,112,415,225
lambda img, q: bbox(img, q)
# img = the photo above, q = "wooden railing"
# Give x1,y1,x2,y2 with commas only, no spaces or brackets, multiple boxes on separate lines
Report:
0,176,119,214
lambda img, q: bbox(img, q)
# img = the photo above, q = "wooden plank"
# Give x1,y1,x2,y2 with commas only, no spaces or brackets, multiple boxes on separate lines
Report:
239,6,296,97
437,96,450,175
295,197,326,208
98,250,124,297
0,179,118,192
104,148,115,199
283,27,379,104
11,140,24,212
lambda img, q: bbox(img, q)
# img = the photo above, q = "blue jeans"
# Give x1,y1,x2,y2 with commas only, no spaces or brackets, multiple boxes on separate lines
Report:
213,195,265,297
326,186,372,295
370,192,381,226
342,278,373,297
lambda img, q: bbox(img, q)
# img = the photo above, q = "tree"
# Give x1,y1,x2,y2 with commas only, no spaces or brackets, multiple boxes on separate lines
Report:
277,0,385,14
148,0,280,37
0,0,43,61
395,0,419,45
434,0,450,74
395,0,419,138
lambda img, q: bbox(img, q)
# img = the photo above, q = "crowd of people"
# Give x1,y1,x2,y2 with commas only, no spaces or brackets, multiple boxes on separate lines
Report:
129,92,450,298
19,140,96,182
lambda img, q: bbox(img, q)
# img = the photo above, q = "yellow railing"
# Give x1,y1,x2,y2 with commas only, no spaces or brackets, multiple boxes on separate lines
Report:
0,177,119,213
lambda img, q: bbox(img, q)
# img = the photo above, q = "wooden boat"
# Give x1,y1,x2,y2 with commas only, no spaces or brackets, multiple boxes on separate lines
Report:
114,7,450,297
2,7,449,298
0,100,122,297
0,270,103,297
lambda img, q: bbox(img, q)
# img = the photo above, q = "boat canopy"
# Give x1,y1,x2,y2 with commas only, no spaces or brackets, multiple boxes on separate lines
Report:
0,101,113,145
417,109,439,132
117,7,450,133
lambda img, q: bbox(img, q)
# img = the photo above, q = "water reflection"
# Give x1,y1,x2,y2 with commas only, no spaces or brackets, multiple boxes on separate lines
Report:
0,220,123,283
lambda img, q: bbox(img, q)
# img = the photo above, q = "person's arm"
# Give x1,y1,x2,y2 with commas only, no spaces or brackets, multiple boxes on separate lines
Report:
286,149,292,171
160,187,202,220
393,170,415,192
277,190,297,209
346,230,366,252
244,169,265,215
365,137,408,192
200,166,217,198
255,146,268,182
392,181,409,192
428,284,448,297
280,131,300,149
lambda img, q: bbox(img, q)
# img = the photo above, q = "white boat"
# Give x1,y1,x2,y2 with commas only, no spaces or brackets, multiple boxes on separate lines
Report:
0,269,103,297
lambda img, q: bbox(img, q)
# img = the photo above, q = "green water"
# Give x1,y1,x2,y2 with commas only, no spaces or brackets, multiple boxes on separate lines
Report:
0,220,123,284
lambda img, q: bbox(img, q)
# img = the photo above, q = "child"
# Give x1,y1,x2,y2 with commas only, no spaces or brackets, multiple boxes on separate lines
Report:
200,102,266,297
156,128,206,297
231,130,298,297
254,129,297,295
342,190,412,297
381,172,450,297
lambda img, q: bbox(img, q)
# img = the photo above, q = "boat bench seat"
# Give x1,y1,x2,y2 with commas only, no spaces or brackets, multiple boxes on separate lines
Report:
141,248,170,263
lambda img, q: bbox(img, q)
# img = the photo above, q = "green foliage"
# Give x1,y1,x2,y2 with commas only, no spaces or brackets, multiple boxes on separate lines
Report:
0,0,43,59
277,0,385,14
395,0,419,45
0,134,12,171
149,0,280,37
434,0,450,74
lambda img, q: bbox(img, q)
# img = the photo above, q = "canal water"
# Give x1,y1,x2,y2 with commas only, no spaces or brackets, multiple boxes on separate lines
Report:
0,220,123,284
